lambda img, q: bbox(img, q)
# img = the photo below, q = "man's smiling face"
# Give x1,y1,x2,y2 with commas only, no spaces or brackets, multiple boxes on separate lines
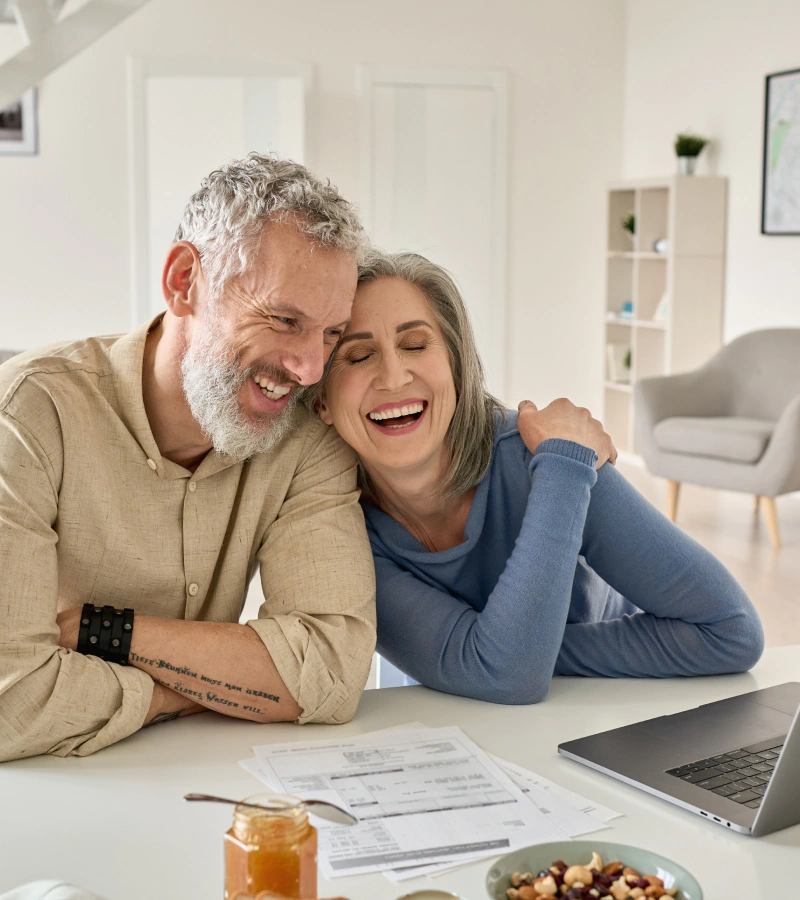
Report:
181,220,357,459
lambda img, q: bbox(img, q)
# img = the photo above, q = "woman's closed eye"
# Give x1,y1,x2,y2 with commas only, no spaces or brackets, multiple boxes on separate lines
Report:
341,347,373,364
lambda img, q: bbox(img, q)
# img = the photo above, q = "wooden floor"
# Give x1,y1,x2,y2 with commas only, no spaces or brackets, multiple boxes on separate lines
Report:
618,462,799,648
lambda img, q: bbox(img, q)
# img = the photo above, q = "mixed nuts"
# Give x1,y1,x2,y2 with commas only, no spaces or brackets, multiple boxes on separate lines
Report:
504,851,680,900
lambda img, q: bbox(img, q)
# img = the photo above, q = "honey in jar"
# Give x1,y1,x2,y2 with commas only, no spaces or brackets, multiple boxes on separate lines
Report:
224,794,318,900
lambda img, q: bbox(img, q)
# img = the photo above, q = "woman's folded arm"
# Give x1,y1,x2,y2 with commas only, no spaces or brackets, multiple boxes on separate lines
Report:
555,464,764,678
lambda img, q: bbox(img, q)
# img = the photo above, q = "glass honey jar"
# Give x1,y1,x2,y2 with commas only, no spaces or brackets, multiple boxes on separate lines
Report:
224,794,318,900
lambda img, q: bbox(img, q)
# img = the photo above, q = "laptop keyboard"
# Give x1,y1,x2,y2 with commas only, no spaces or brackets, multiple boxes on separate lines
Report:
665,735,785,810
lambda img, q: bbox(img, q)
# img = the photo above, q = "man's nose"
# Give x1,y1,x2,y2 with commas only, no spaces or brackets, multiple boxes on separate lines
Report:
280,333,327,386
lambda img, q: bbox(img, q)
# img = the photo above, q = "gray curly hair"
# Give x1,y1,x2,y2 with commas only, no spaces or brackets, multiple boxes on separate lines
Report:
174,152,367,300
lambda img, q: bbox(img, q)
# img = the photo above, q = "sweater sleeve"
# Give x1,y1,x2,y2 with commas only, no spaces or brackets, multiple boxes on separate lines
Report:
554,463,764,678
374,439,597,704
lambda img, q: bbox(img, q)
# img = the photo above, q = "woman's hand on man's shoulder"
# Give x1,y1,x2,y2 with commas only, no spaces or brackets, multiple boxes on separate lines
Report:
516,398,617,469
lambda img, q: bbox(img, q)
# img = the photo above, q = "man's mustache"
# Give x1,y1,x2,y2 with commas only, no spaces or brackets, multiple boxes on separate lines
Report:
243,362,296,388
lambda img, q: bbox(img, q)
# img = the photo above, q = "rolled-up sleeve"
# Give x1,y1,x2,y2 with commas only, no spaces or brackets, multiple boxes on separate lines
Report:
247,424,376,725
0,384,153,762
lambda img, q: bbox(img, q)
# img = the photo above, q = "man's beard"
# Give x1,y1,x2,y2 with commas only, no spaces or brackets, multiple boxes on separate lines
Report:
180,327,298,461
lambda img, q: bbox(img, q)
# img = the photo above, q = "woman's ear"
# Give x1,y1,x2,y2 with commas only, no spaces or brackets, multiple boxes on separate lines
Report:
317,394,334,426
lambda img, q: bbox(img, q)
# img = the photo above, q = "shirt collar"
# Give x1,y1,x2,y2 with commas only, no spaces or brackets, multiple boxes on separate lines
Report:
107,313,242,481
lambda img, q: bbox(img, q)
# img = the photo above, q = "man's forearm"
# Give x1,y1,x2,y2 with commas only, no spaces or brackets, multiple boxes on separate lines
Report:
128,617,302,723
145,681,206,726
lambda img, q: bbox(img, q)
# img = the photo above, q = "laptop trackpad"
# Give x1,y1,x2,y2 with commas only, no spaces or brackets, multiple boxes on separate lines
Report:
631,697,793,757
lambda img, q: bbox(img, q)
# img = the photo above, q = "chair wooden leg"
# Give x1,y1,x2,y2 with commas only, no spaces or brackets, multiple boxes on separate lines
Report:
666,480,680,522
753,494,761,513
761,497,781,549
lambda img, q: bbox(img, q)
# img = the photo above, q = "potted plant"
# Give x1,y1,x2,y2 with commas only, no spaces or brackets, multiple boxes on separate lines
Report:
674,132,708,175
622,213,635,244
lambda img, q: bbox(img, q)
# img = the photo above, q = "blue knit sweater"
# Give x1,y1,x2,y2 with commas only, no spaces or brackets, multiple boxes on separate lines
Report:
363,411,764,704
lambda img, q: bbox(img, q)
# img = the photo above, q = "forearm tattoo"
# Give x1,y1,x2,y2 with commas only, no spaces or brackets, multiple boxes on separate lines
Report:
146,710,184,727
129,651,280,710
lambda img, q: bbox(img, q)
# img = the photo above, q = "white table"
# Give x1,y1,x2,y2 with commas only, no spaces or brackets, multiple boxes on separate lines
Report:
1,647,799,900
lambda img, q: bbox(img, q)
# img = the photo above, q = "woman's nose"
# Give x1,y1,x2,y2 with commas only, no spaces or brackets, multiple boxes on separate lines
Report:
374,352,413,392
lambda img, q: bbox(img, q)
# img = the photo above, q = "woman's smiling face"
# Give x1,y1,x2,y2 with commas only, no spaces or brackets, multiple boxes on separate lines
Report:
319,277,457,478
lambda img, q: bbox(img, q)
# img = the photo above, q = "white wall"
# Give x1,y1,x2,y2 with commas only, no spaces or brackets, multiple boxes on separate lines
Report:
622,0,800,342
0,0,626,411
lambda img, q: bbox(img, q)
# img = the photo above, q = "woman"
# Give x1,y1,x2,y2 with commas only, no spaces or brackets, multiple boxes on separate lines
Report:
318,251,764,704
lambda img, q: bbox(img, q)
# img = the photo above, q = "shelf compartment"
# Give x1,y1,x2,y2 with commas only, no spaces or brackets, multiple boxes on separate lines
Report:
608,189,636,253
605,256,634,317
637,187,669,254
605,340,632,385
635,257,668,322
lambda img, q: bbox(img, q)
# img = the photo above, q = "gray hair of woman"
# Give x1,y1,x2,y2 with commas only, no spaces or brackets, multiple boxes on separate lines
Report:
174,152,368,305
320,250,504,499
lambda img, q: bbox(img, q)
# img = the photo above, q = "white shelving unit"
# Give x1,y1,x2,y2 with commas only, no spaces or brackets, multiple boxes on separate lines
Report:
603,175,728,455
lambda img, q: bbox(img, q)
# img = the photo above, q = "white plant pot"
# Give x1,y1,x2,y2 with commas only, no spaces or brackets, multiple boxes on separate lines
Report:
678,156,697,175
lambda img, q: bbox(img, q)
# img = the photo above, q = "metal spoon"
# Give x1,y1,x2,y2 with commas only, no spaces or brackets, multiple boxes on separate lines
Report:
184,792,358,826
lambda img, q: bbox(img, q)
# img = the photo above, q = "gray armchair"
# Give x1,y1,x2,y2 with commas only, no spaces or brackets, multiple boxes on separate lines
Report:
634,328,800,548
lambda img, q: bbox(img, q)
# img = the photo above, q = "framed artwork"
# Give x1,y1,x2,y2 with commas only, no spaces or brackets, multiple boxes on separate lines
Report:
0,88,38,156
762,67,800,235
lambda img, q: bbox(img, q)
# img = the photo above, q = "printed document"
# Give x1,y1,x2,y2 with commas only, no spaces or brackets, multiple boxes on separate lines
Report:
245,725,571,879
490,756,621,830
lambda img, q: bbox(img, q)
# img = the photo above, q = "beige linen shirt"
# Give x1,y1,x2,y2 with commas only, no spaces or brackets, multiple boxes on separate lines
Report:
0,318,376,762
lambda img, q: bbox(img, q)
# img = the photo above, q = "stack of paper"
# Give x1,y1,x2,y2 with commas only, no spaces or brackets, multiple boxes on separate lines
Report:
239,724,621,883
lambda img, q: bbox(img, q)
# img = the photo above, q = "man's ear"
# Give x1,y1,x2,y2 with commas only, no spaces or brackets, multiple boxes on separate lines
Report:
317,393,334,426
162,242,203,318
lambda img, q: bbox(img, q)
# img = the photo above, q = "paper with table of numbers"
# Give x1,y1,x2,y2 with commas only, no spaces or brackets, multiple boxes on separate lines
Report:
244,725,571,879
376,750,621,883
345,722,620,882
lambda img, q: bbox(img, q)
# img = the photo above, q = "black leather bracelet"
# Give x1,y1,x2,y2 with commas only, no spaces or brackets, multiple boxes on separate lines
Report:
87,606,103,654
77,603,93,654
108,609,126,664
118,608,135,665
97,606,115,657
76,604,134,665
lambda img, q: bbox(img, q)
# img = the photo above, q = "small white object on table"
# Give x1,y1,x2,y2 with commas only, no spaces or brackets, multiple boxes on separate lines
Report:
1,647,798,900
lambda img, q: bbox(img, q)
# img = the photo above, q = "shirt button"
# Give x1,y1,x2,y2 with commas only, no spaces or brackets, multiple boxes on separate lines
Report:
188,583,199,596
147,459,157,470
188,482,197,493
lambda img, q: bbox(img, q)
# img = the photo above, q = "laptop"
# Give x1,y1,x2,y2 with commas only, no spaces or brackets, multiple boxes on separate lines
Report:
558,682,800,836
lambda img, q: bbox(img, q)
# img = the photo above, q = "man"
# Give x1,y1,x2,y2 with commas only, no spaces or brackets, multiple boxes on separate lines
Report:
0,154,376,761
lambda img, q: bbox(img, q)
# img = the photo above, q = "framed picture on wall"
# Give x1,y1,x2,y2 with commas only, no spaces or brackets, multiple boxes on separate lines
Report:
0,88,38,156
762,67,800,235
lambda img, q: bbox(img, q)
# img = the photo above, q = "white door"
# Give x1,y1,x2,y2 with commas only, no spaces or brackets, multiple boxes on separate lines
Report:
362,69,508,400
129,61,309,323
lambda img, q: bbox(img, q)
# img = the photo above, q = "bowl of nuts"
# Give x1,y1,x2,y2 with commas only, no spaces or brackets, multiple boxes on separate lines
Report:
485,841,702,900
